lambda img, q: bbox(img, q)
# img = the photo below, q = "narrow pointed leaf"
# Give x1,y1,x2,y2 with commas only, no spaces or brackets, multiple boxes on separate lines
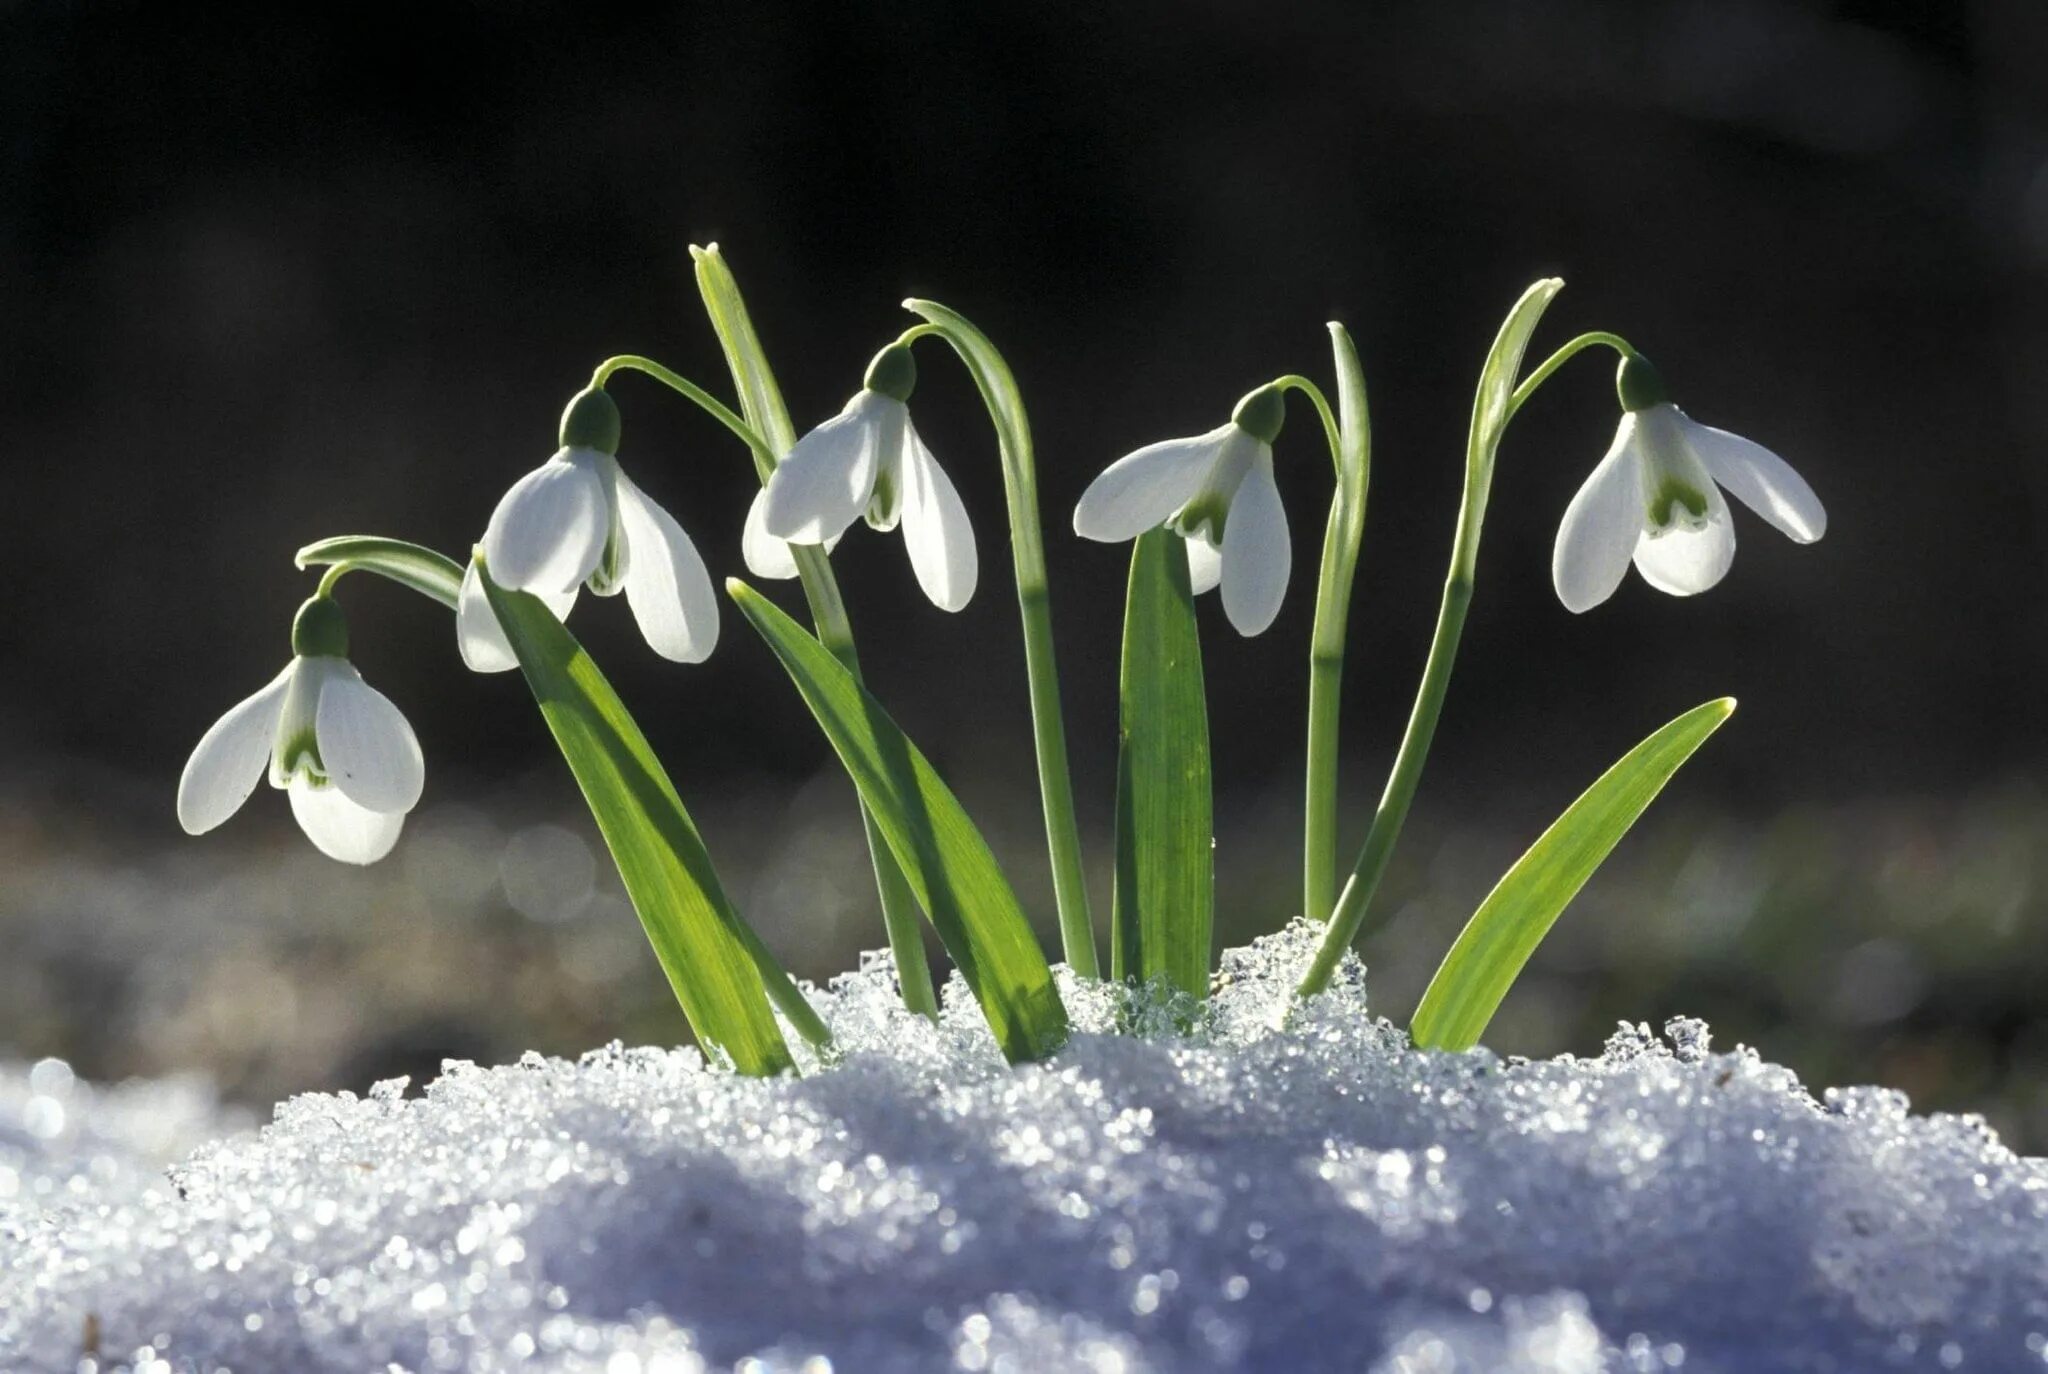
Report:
479,568,803,1076
692,243,795,475
1112,529,1212,998
694,242,939,1020
296,536,463,608
1411,697,1735,1051
729,578,1069,1062
1471,277,1564,473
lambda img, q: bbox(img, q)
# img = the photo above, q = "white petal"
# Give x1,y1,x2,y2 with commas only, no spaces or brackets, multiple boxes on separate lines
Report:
315,661,424,814
289,782,405,865
743,488,800,579
1219,448,1290,636
614,470,720,663
760,392,887,544
176,663,292,835
1552,420,1647,614
742,487,843,579
1185,532,1222,595
456,560,577,673
1683,416,1826,543
895,416,978,612
1072,425,1234,542
1632,483,1737,596
480,449,610,594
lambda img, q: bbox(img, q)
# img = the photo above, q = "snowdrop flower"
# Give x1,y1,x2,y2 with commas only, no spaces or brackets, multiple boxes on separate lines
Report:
176,596,423,865
1552,354,1826,614
466,386,719,669
755,343,978,612
1072,383,1290,636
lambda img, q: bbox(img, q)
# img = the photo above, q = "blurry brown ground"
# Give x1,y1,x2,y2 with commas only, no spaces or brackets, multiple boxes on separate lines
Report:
6,758,2045,1151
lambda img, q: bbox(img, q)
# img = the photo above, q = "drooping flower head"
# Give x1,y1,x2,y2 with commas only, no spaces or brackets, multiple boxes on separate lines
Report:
754,343,978,612
1551,353,1826,614
465,386,719,670
177,596,424,865
1072,383,1291,636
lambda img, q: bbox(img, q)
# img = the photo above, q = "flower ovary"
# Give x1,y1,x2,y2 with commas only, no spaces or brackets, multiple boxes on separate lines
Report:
560,386,623,453
1231,385,1286,444
291,596,349,659
864,344,918,402
1616,353,1669,413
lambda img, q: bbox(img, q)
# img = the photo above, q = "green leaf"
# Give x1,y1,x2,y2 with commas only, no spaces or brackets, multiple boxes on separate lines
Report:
1471,277,1564,472
1112,529,1213,998
295,536,463,608
479,568,802,1076
1410,698,1735,1052
692,243,795,474
728,578,1070,1063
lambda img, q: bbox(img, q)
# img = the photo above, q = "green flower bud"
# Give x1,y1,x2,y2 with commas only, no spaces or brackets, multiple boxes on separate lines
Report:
1231,384,1286,445
1615,352,1669,413
291,595,349,659
863,343,918,402
559,386,623,453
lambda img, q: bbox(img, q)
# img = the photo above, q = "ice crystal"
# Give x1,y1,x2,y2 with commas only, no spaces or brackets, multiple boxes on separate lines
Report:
4,920,2045,1371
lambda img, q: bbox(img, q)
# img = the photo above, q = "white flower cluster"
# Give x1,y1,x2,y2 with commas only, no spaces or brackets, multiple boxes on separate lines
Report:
180,305,1824,866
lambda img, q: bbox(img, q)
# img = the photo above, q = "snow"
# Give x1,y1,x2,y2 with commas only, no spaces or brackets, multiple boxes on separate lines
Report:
4,921,2047,1373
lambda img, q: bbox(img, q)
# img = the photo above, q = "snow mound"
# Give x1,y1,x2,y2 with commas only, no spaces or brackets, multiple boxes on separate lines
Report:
5,921,2047,1373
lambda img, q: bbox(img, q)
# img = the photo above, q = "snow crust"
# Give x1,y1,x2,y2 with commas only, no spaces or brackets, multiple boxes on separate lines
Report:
5,920,2047,1373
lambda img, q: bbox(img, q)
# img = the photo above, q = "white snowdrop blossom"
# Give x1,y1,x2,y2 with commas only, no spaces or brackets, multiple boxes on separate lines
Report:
469,386,719,669
1552,355,1826,614
755,343,978,612
176,597,423,865
1072,383,1291,636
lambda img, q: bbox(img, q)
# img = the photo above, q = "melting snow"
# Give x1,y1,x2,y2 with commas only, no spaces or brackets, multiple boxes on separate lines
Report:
4,921,2046,1372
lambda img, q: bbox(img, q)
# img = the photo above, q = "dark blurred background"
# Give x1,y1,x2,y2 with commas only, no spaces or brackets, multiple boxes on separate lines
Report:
5,2,2048,1141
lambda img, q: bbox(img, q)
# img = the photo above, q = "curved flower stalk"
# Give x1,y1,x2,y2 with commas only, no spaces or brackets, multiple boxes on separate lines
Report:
177,595,424,865
1553,354,1826,613
1074,384,1292,636
467,386,720,669
756,343,979,612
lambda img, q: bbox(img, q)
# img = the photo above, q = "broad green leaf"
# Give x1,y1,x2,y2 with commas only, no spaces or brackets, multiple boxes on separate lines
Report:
480,567,803,1076
729,578,1070,1063
295,536,463,608
1112,529,1212,998
1411,697,1736,1052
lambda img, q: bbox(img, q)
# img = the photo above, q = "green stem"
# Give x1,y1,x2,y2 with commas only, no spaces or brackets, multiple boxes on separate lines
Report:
899,300,1098,979
1297,281,1565,996
734,920,835,1050
1281,334,1369,926
1508,332,1632,418
590,355,770,468
691,247,940,1018
296,536,464,608
1272,374,1343,476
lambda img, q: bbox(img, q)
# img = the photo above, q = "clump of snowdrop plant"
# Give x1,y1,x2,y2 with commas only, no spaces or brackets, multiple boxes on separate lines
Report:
182,248,1823,1073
